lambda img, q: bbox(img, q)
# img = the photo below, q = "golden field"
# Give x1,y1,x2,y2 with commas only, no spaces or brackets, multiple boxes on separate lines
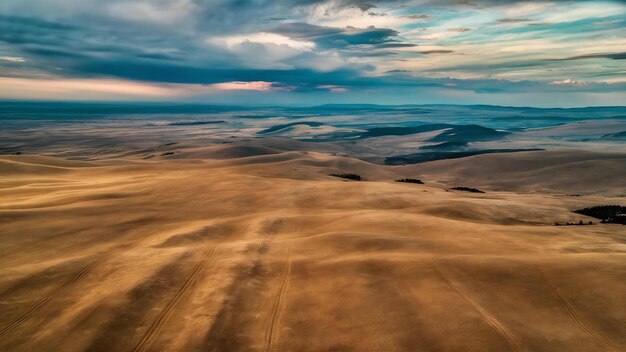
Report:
0,148,625,351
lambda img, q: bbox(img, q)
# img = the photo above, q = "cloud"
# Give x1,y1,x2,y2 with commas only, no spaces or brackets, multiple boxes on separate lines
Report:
209,32,316,51
551,79,587,86
0,76,201,100
448,27,472,32
317,84,347,92
106,0,198,26
270,22,404,49
403,14,430,20
348,1,377,11
552,52,626,61
419,50,454,54
211,81,289,91
453,0,479,7
497,18,531,23
0,0,625,105
0,56,26,62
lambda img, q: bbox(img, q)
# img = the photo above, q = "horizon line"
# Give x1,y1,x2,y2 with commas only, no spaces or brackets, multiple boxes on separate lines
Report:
1,99,626,110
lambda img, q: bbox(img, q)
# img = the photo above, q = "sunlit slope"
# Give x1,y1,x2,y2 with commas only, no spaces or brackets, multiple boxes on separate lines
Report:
0,152,624,352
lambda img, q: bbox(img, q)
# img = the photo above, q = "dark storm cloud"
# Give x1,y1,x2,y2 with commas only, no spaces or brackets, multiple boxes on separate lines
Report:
0,11,235,75
46,53,625,95
0,14,75,31
70,60,364,86
0,15,76,46
0,14,155,57
21,46,88,59
0,1,414,80
270,22,404,49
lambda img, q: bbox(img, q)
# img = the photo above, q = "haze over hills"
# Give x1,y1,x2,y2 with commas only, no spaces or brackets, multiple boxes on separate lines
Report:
2,102,625,164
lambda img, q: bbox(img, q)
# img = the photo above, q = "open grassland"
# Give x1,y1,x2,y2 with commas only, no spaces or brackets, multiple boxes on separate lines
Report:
0,150,624,351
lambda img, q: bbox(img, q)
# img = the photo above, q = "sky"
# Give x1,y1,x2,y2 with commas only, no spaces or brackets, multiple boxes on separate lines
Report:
0,0,625,107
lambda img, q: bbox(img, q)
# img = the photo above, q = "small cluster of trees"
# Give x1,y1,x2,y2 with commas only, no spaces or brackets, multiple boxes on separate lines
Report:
329,173,362,181
329,174,428,183
555,220,594,226
329,175,489,195
395,178,424,184
573,205,626,224
449,186,485,193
